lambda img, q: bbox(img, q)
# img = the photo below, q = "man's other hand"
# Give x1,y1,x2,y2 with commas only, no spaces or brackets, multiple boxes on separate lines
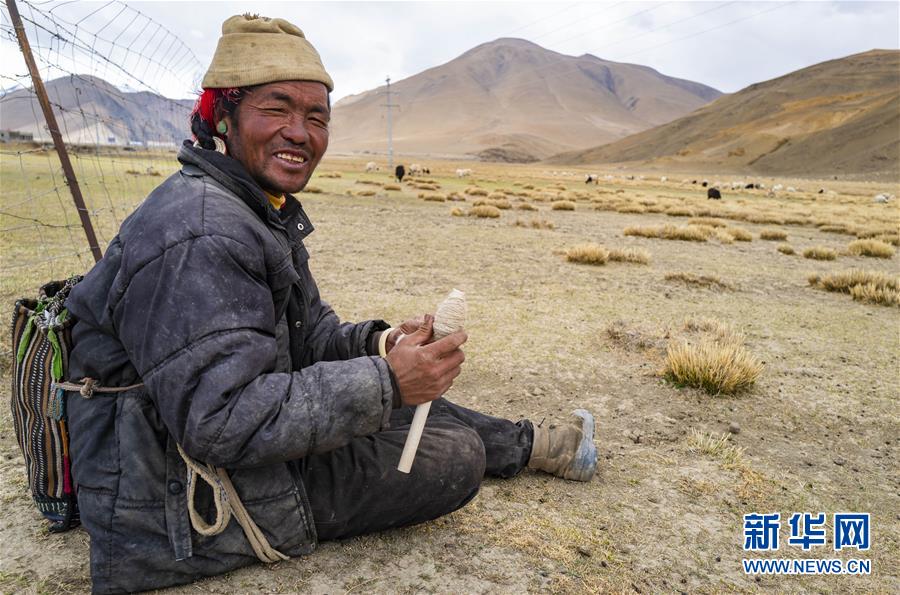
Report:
385,314,467,406
386,315,429,353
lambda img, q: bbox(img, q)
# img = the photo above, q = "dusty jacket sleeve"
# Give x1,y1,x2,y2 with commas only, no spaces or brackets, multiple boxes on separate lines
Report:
299,264,389,366
112,233,394,468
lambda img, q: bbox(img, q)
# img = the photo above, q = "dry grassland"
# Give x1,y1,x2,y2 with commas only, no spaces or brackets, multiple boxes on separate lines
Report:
1,153,898,594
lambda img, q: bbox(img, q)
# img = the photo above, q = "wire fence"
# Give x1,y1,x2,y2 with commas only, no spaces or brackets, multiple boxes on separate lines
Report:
0,0,202,301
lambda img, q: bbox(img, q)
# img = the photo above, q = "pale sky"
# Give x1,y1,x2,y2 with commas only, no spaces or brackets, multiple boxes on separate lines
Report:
1,1,898,102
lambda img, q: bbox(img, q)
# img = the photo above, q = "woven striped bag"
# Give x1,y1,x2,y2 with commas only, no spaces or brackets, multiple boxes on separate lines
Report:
10,276,82,532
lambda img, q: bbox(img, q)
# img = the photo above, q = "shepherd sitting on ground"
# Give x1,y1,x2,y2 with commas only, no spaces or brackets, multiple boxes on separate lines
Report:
63,14,598,593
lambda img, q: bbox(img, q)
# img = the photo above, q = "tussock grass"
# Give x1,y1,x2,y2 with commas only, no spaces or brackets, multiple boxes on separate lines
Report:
666,206,695,217
803,246,838,260
302,185,323,194
808,269,899,307
447,192,466,201
487,198,512,210
624,224,709,242
450,207,465,217
847,239,895,258
488,191,507,200
817,223,853,235
608,247,650,264
522,184,535,190
357,179,383,186
551,200,576,211
423,193,447,202
808,269,897,292
854,226,895,239
383,183,402,191
713,229,735,244
724,226,752,241
682,316,744,343
849,283,900,307
465,187,488,196
665,272,731,290
623,225,657,238
688,429,746,467
875,233,900,246
615,205,647,214
317,171,342,178
469,205,501,218
664,339,763,395
689,217,728,228
565,243,609,265
760,229,788,240
513,218,555,230
777,244,795,255
516,203,538,211
356,189,377,197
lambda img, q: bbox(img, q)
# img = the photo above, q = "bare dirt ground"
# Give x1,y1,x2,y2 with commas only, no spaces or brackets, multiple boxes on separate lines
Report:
1,155,898,594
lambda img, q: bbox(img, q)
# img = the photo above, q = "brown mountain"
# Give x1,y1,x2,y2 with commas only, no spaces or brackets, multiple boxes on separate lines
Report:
330,38,721,161
0,75,194,146
549,49,900,179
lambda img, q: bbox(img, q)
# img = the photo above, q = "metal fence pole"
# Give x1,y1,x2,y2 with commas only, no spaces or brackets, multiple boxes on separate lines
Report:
6,0,103,263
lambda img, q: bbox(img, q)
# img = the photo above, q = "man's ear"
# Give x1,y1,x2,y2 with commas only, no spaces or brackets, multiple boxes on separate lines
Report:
212,104,234,137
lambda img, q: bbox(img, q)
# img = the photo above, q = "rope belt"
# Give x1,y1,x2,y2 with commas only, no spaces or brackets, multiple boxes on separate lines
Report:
59,378,287,564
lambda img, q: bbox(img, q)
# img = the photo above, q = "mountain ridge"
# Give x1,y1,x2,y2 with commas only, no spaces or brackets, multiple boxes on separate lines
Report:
546,49,900,179
330,37,722,161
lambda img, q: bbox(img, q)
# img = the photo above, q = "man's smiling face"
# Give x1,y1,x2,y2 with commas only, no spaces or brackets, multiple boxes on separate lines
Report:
222,81,330,195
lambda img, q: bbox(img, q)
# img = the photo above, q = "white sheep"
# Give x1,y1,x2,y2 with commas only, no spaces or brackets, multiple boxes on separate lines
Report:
874,193,895,203
409,163,422,175
772,184,784,191
455,168,472,178
365,161,379,173
660,176,667,182
786,186,796,192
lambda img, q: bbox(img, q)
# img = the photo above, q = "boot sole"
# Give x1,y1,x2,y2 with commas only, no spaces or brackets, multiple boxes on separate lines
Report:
565,409,598,482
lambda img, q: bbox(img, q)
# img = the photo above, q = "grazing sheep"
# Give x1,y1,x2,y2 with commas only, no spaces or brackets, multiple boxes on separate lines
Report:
707,188,722,200
772,184,784,191
786,186,796,192
660,176,667,182
874,193,894,203
745,183,755,189
395,164,406,182
455,168,472,178
701,180,708,188
409,163,422,175
585,174,599,184
365,161,379,173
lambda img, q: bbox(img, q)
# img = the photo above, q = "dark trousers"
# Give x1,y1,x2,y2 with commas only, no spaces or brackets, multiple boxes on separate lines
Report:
296,398,534,541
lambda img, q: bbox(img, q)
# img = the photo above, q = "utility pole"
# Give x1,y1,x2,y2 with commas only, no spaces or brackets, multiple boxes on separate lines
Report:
381,76,399,169
6,0,102,263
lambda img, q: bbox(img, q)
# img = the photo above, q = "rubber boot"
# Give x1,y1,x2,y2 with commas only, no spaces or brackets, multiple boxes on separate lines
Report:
528,409,597,482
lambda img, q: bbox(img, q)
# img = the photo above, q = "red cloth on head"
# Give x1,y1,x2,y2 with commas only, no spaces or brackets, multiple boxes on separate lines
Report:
190,88,243,138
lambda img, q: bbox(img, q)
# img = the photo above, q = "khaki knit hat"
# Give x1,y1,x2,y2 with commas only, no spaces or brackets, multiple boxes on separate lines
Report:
202,14,334,91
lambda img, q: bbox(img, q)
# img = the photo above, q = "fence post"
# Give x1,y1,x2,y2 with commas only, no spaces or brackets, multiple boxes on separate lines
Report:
6,0,103,263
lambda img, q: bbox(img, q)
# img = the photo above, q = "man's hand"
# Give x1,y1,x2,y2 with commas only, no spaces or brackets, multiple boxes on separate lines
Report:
385,315,428,352
385,315,467,407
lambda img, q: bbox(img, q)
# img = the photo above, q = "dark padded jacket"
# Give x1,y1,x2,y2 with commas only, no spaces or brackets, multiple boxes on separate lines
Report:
64,144,394,593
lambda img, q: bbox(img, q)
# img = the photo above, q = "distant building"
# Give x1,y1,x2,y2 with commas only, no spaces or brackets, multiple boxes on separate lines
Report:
0,129,35,143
